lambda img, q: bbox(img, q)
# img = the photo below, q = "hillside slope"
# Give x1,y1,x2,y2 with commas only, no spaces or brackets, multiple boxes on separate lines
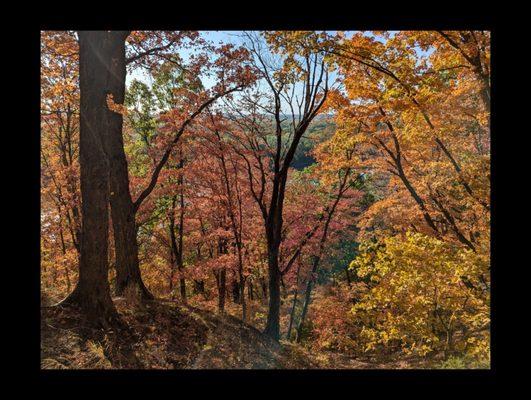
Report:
41,297,437,369
41,299,319,369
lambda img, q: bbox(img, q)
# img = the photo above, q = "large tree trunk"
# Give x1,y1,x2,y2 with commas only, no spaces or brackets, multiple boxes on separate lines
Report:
103,31,153,301
61,31,124,326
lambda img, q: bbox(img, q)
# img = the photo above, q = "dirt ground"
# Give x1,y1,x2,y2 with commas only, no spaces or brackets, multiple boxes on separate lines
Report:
41,298,432,370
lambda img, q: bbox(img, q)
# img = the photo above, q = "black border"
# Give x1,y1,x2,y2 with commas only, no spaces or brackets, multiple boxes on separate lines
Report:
14,7,510,388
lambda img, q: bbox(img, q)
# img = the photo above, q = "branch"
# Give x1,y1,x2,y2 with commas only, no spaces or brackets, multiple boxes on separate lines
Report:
126,39,177,65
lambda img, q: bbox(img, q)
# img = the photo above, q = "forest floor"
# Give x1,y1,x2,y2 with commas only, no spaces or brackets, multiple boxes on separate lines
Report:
40,297,433,369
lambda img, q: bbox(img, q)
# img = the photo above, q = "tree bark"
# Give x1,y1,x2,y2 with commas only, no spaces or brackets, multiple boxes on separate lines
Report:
102,31,153,301
61,31,122,326
345,266,352,287
264,239,281,340
112,201,152,299
169,196,178,300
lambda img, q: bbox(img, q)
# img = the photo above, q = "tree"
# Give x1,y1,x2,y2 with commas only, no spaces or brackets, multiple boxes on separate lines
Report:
324,31,489,253
224,32,330,340
350,232,489,359
322,31,489,213
60,31,129,326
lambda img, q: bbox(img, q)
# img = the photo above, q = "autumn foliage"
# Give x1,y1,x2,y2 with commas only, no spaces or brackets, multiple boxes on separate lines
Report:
41,30,490,368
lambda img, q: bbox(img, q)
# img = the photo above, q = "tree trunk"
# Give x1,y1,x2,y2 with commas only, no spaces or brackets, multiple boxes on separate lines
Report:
240,275,247,322
104,31,153,302
179,276,186,303
264,240,281,341
112,203,152,299
287,289,298,340
295,257,319,343
216,239,227,313
445,329,455,359
169,245,176,299
216,269,226,314
61,31,122,327
232,276,240,304
177,150,186,302
194,280,205,296
94,28,150,300
64,263,71,293
57,206,72,294
287,263,302,340
169,193,187,301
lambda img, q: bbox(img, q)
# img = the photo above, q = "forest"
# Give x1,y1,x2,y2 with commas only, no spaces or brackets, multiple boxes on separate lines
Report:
40,30,490,369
